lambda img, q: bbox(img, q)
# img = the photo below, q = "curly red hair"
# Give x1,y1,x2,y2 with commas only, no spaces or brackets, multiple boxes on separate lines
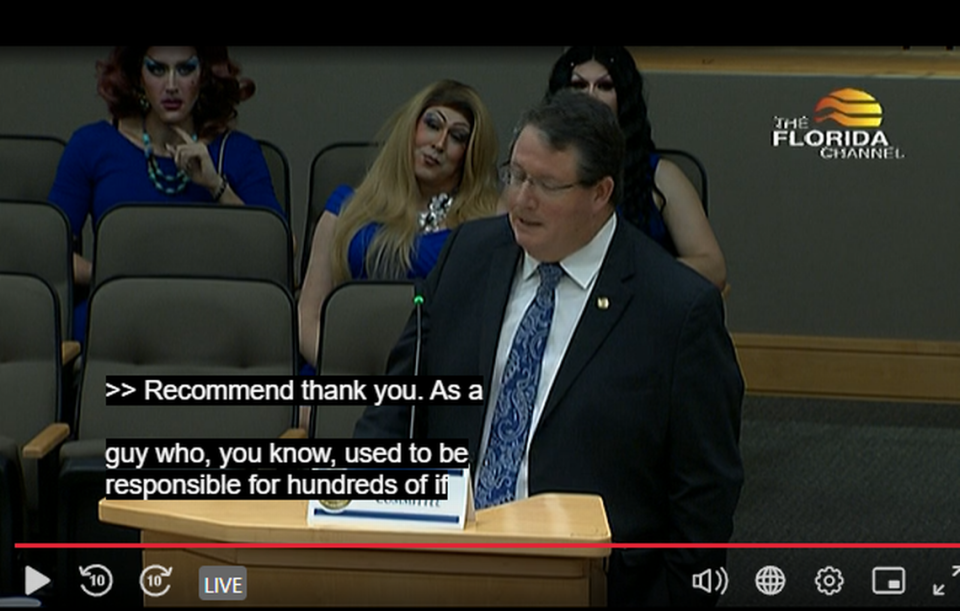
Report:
96,46,255,139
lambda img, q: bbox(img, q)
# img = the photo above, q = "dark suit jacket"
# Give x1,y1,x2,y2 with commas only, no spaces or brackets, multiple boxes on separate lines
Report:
355,214,744,606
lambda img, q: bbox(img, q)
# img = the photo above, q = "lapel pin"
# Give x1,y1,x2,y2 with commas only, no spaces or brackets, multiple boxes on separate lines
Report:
597,297,610,310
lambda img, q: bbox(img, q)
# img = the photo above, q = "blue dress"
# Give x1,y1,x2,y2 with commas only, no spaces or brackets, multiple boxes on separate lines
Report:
300,185,451,377
49,121,284,341
325,185,450,280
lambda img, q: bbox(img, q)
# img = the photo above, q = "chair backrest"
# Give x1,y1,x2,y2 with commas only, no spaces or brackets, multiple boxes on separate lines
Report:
312,280,415,439
0,134,66,202
257,139,291,220
75,276,296,440
301,141,379,283
0,200,73,340
0,435,26,595
0,273,61,510
92,203,293,292
655,148,709,216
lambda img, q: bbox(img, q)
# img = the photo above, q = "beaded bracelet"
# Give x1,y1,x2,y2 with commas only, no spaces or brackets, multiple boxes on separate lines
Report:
212,175,229,202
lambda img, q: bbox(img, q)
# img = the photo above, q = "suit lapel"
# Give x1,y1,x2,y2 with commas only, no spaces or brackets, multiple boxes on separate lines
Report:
479,239,521,384
540,222,635,424
457,230,519,460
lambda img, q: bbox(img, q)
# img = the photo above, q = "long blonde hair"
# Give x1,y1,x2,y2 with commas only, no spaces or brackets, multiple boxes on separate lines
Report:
331,80,500,284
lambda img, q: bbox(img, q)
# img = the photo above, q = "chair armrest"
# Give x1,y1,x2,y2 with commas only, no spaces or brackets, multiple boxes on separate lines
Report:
62,340,81,367
22,423,71,459
280,428,307,439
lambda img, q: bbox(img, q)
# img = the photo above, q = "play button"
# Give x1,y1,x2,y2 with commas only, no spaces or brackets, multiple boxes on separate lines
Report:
24,566,50,596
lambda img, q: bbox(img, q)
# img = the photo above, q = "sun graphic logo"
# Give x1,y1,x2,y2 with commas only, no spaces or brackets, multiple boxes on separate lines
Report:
771,88,904,160
813,88,883,128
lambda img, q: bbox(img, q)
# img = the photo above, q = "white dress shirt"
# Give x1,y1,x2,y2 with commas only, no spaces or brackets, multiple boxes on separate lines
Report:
476,213,617,500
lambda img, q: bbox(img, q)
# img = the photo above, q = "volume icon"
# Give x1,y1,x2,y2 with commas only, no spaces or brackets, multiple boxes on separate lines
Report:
692,567,729,595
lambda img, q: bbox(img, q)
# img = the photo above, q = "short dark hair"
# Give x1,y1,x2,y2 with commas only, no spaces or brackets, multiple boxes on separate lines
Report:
514,89,625,206
96,46,255,139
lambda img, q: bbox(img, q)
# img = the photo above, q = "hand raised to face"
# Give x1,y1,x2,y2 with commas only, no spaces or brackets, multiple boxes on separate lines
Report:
166,126,221,192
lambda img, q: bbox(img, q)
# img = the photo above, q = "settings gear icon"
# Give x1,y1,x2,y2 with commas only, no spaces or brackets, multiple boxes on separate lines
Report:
815,566,844,596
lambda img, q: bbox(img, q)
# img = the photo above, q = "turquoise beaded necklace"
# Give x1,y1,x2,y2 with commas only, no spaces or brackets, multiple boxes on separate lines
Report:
142,122,197,195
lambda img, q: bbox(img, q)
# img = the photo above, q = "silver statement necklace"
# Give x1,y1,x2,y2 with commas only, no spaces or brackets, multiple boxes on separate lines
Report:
419,192,454,234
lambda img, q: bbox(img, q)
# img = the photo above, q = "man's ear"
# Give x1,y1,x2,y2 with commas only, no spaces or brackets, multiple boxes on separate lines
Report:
591,175,615,211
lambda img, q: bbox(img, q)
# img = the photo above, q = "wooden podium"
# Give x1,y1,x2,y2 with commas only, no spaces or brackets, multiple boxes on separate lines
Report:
99,493,611,607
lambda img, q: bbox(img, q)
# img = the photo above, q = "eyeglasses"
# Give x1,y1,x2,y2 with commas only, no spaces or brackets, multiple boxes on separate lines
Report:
499,164,582,198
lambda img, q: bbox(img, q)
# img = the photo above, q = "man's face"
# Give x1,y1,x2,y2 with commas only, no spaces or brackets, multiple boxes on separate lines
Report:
505,125,612,262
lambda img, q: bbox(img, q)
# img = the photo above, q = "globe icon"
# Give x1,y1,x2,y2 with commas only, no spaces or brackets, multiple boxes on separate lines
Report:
755,565,786,596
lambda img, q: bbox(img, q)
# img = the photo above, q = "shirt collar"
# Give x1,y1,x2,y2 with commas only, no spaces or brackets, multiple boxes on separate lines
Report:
520,212,617,290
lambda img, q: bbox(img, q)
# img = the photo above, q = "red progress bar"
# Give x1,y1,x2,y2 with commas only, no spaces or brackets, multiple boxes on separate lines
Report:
16,542,960,549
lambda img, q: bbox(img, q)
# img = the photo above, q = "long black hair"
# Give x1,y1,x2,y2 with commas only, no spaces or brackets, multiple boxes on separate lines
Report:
547,46,664,235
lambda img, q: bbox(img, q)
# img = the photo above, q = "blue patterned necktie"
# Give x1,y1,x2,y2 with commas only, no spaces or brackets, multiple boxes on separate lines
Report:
475,262,564,509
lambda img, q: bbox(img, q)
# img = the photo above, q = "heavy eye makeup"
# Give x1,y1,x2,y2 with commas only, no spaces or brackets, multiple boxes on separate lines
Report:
595,77,615,92
570,74,615,92
422,111,471,145
422,111,444,131
449,128,471,145
143,56,199,77
143,57,167,77
176,57,200,76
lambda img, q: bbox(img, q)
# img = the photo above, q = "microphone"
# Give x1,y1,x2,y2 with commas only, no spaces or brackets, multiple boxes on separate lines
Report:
409,282,425,439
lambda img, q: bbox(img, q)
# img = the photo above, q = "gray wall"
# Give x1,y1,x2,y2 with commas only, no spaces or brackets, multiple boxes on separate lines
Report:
641,71,960,341
3,47,958,341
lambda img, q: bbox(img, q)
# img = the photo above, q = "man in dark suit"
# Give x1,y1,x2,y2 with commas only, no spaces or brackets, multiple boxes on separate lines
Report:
355,91,743,606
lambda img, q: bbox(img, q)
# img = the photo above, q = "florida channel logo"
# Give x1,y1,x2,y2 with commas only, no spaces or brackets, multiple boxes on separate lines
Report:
771,88,905,160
